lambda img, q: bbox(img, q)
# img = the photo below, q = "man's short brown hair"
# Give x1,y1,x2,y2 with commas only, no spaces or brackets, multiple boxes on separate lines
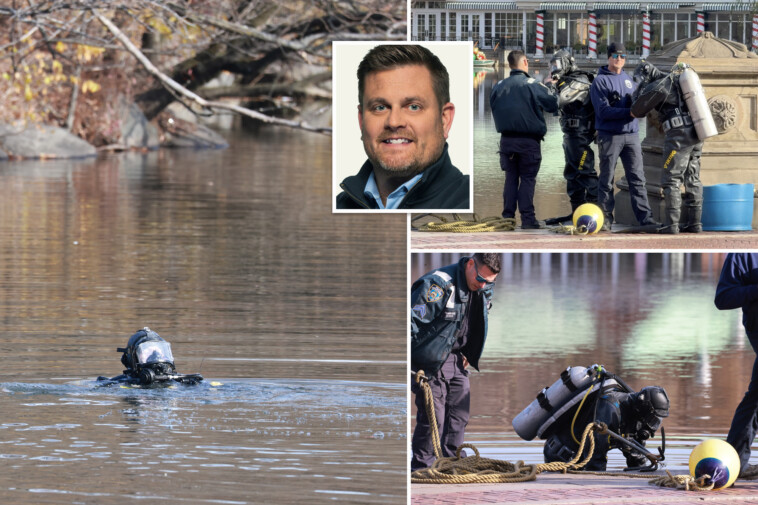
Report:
473,253,501,274
507,50,526,69
357,44,450,111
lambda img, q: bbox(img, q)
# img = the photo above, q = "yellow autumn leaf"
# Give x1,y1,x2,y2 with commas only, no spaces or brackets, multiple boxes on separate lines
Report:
43,76,51,85
2,72,9,80
76,44,105,62
52,60,63,73
147,16,173,35
24,84,33,101
81,80,101,93
55,41,66,53
70,75,79,84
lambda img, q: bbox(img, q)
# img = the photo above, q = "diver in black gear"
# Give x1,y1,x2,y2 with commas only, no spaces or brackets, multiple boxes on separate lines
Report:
546,50,599,224
97,327,203,386
631,61,704,234
543,384,669,471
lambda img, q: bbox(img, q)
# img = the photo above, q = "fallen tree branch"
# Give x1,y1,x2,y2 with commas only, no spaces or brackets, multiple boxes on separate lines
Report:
94,9,331,135
200,71,332,101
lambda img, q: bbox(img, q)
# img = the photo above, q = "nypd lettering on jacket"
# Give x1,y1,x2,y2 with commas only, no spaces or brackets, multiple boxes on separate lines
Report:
410,257,493,376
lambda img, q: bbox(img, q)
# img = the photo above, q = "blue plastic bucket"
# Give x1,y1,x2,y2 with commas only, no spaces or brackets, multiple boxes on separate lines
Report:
702,184,754,231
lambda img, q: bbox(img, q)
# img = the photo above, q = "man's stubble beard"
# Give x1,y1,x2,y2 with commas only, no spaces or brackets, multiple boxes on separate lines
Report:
361,122,445,179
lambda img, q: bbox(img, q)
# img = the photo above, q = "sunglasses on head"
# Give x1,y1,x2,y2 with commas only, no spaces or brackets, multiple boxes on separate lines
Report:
473,261,494,286
611,53,626,59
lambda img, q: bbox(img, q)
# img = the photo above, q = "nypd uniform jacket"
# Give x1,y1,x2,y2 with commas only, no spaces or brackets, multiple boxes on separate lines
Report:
410,256,492,376
490,69,558,139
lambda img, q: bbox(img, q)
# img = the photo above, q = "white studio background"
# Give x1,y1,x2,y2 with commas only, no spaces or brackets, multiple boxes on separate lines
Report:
332,41,473,211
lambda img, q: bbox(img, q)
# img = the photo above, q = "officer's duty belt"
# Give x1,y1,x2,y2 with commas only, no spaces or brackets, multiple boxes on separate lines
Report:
661,114,692,132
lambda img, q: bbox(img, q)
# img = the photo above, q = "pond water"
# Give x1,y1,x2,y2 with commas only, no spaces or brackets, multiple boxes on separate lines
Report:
0,127,407,504
411,252,754,472
473,65,647,222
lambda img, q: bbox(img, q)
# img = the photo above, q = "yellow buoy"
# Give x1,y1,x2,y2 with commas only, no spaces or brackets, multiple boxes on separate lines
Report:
572,203,604,234
688,439,740,490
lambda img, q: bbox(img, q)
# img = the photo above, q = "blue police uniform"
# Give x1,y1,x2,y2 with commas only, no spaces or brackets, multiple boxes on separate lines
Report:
590,66,655,228
715,253,758,472
490,69,558,227
410,257,492,471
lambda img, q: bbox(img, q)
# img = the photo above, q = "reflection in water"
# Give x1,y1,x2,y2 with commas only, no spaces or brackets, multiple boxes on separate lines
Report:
411,252,753,471
474,66,646,221
0,127,407,503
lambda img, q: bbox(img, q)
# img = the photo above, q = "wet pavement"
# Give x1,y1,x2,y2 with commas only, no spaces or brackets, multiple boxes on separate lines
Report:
412,472,758,505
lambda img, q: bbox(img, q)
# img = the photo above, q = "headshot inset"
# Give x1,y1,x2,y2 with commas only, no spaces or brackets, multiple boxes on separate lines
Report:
333,42,472,212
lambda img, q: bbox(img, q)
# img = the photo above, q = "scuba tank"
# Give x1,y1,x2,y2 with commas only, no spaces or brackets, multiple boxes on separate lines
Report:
678,67,718,140
512,365,602,440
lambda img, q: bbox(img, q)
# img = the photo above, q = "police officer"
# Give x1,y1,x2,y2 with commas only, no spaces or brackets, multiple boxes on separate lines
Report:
543,384,669,471
715,253,758,478
549,50,599,215
410,253,501,471
590,42,657,231
490,50,558,229
632,61,703,234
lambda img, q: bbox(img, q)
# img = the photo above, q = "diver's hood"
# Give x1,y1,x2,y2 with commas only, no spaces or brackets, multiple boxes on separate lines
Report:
118,327,176,373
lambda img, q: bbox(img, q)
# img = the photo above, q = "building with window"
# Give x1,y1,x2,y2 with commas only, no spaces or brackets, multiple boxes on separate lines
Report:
411,1,757,57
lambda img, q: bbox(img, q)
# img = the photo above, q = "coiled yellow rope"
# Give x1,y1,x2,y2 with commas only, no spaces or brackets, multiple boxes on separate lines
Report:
412,370,599,484
413,214,517,232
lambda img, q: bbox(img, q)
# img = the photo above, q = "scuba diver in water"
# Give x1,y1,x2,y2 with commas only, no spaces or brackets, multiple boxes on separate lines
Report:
631,61,714,234
545,50,599,225
98,327,203,386
513,365,669,471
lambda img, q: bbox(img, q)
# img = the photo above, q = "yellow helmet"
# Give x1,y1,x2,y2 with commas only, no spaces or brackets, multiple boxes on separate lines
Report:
572,203,604,234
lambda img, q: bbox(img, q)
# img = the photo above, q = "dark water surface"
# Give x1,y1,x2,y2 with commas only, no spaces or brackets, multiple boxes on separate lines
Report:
412,252,754,472
473,66,647,221
0,128,407,504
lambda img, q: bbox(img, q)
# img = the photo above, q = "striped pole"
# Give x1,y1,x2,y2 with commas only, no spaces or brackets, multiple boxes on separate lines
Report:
697,11,705,34
588,11,597,59
536,10,545,57
642,11,651,58
753,13,758,52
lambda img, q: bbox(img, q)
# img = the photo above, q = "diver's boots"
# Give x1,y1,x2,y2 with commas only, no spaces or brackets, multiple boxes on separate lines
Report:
659,206,680,234
680,206,703,233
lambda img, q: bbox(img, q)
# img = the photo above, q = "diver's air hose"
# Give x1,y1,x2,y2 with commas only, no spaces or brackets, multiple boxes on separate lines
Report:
570,381,597,445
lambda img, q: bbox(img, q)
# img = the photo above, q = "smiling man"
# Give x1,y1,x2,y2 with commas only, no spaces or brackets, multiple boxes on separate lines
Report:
336,44,470,210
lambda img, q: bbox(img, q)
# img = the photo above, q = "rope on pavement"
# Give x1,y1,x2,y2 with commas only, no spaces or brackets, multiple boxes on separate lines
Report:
549,224,586,235
412,214,517,232
412,370,599,484
648,470,715,491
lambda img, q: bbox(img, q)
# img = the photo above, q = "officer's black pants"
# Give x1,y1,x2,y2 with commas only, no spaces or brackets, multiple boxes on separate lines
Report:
411,353,470,471
727,331,758,471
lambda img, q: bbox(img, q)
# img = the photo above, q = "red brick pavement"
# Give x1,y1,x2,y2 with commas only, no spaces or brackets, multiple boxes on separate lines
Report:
412,475,758,505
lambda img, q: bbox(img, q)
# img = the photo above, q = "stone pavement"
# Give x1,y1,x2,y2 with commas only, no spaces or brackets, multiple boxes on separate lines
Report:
411,472,758,504
410,227,758,250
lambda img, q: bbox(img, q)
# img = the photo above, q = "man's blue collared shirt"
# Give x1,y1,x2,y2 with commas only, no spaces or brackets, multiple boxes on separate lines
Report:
363,172,423,209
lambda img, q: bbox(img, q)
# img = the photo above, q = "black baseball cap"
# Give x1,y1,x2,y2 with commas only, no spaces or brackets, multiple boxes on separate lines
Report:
607,42,626,57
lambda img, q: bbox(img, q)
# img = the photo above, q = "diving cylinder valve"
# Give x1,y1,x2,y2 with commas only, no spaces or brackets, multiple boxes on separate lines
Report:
512,365,601,440
679,67,718,140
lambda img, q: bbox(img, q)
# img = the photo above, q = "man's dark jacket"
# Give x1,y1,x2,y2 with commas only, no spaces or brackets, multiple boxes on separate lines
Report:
336,143,469,209
715,253,758,332
410,256,491,376
490,69,558,140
